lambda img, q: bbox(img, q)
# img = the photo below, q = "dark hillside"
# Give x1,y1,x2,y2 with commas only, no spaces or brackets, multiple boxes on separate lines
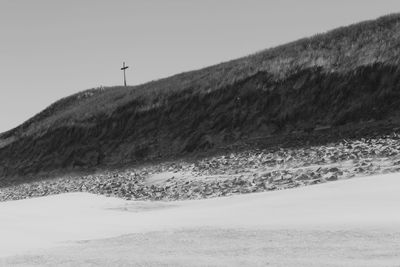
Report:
2,14,400,180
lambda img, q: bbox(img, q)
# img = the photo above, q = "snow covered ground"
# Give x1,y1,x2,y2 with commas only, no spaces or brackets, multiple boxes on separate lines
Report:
1,173,400,266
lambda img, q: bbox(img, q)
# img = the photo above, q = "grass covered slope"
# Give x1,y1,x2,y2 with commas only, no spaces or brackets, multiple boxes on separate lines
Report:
2,14,400,179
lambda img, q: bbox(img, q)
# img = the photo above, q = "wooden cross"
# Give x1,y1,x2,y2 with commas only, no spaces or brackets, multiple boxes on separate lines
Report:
121,62,129,86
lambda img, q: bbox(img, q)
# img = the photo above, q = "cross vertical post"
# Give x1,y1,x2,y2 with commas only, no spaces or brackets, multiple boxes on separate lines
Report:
121,62,129,87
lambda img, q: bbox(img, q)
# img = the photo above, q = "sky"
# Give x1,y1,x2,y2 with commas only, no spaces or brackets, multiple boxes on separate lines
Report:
1,0,400,133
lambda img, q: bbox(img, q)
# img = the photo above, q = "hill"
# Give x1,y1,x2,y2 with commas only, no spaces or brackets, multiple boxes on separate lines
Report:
2,13,400,180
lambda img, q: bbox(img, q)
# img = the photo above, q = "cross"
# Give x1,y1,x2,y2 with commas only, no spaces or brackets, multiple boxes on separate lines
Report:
121,62,129,86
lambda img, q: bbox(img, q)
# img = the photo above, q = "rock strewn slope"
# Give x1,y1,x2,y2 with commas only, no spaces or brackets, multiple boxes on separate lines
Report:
2,132,400,202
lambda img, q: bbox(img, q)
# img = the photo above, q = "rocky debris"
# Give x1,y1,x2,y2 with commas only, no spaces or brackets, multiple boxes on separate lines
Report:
2,133,400,202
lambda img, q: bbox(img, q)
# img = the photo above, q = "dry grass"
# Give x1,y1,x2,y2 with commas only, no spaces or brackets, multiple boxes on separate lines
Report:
2,13,400,139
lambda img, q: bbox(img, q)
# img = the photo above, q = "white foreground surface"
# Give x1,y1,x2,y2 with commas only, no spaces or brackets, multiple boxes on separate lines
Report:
1,173,400,266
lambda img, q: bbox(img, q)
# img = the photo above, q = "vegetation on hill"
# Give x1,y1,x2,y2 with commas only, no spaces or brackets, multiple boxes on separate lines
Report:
1,13,400,179
2,13,400,139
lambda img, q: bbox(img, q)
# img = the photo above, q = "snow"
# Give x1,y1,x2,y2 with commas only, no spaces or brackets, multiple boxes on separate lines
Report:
1,173,400,265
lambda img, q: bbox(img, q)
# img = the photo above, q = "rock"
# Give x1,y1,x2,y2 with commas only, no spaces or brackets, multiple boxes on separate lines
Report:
308,179,321,185
295,174,309,181
325,174,338,181
328,167,340,173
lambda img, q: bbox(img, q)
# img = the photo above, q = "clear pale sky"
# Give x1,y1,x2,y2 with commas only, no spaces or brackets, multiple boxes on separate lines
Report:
1,0,400,133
